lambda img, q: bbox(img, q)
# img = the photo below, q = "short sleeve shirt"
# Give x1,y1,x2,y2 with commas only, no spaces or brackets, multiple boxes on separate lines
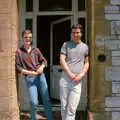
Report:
60,40,88,74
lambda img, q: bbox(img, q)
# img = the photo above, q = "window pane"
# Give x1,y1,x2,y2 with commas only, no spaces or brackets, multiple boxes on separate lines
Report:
26,0,33,12
25,19,33,31
78,18,86,42
39,0,72,11
78,0,85,11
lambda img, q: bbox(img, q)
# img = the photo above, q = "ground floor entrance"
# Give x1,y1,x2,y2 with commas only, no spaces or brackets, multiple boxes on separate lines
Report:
18,15,88,113
37,15,70,102
37,15,87,106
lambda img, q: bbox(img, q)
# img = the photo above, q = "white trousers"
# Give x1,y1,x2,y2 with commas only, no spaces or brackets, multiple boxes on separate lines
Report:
60,72,82,120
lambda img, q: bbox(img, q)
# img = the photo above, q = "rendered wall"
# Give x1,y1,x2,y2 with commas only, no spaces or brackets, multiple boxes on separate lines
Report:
0,0,19,120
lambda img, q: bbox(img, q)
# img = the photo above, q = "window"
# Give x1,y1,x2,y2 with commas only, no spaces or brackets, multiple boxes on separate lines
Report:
78,0,85,11
39,0,72,11
25,0,33,12
25,19,33,31
78,18,86,42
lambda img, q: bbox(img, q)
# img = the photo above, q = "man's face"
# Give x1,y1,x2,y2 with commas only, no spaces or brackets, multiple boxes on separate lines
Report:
71,28,82,42
23,33,32,47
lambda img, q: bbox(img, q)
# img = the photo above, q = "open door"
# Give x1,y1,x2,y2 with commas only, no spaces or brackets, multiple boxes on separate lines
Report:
50,17,71,100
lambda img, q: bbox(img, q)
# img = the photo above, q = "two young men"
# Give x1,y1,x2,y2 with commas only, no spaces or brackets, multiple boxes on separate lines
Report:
16,24,89,120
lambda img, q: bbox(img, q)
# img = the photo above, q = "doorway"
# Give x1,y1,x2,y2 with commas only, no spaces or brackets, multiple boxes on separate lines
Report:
18,0,87,111
37,15,71,104
37,16,87,111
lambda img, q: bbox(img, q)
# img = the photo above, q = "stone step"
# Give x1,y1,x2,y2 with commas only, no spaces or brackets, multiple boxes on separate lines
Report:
37,104,61,112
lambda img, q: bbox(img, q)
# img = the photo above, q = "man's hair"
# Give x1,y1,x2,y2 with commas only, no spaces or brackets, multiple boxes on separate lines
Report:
71,24,83,32
22,29,32,37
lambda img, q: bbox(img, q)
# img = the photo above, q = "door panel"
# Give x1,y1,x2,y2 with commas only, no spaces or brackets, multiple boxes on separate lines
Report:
50,17,71,99
50,65,63,99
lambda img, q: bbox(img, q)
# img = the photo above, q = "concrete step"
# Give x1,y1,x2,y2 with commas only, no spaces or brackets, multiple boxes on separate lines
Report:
37,104,61,112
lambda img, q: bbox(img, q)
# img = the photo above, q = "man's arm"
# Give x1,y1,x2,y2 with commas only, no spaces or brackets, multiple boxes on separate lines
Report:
35,48,47,74
21,69,38,75
60,54,76,79
37,48,47,67
74,56,89,81
36,64,45,74
80,56,89,77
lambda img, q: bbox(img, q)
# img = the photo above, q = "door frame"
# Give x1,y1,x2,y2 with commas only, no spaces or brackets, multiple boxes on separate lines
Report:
18,0,87,110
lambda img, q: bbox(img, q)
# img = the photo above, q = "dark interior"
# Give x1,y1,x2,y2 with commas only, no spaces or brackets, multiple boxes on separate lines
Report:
37,15,70,104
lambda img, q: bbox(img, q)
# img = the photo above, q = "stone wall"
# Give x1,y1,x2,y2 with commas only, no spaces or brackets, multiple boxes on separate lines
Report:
0,0,19,120
88,0,120,120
